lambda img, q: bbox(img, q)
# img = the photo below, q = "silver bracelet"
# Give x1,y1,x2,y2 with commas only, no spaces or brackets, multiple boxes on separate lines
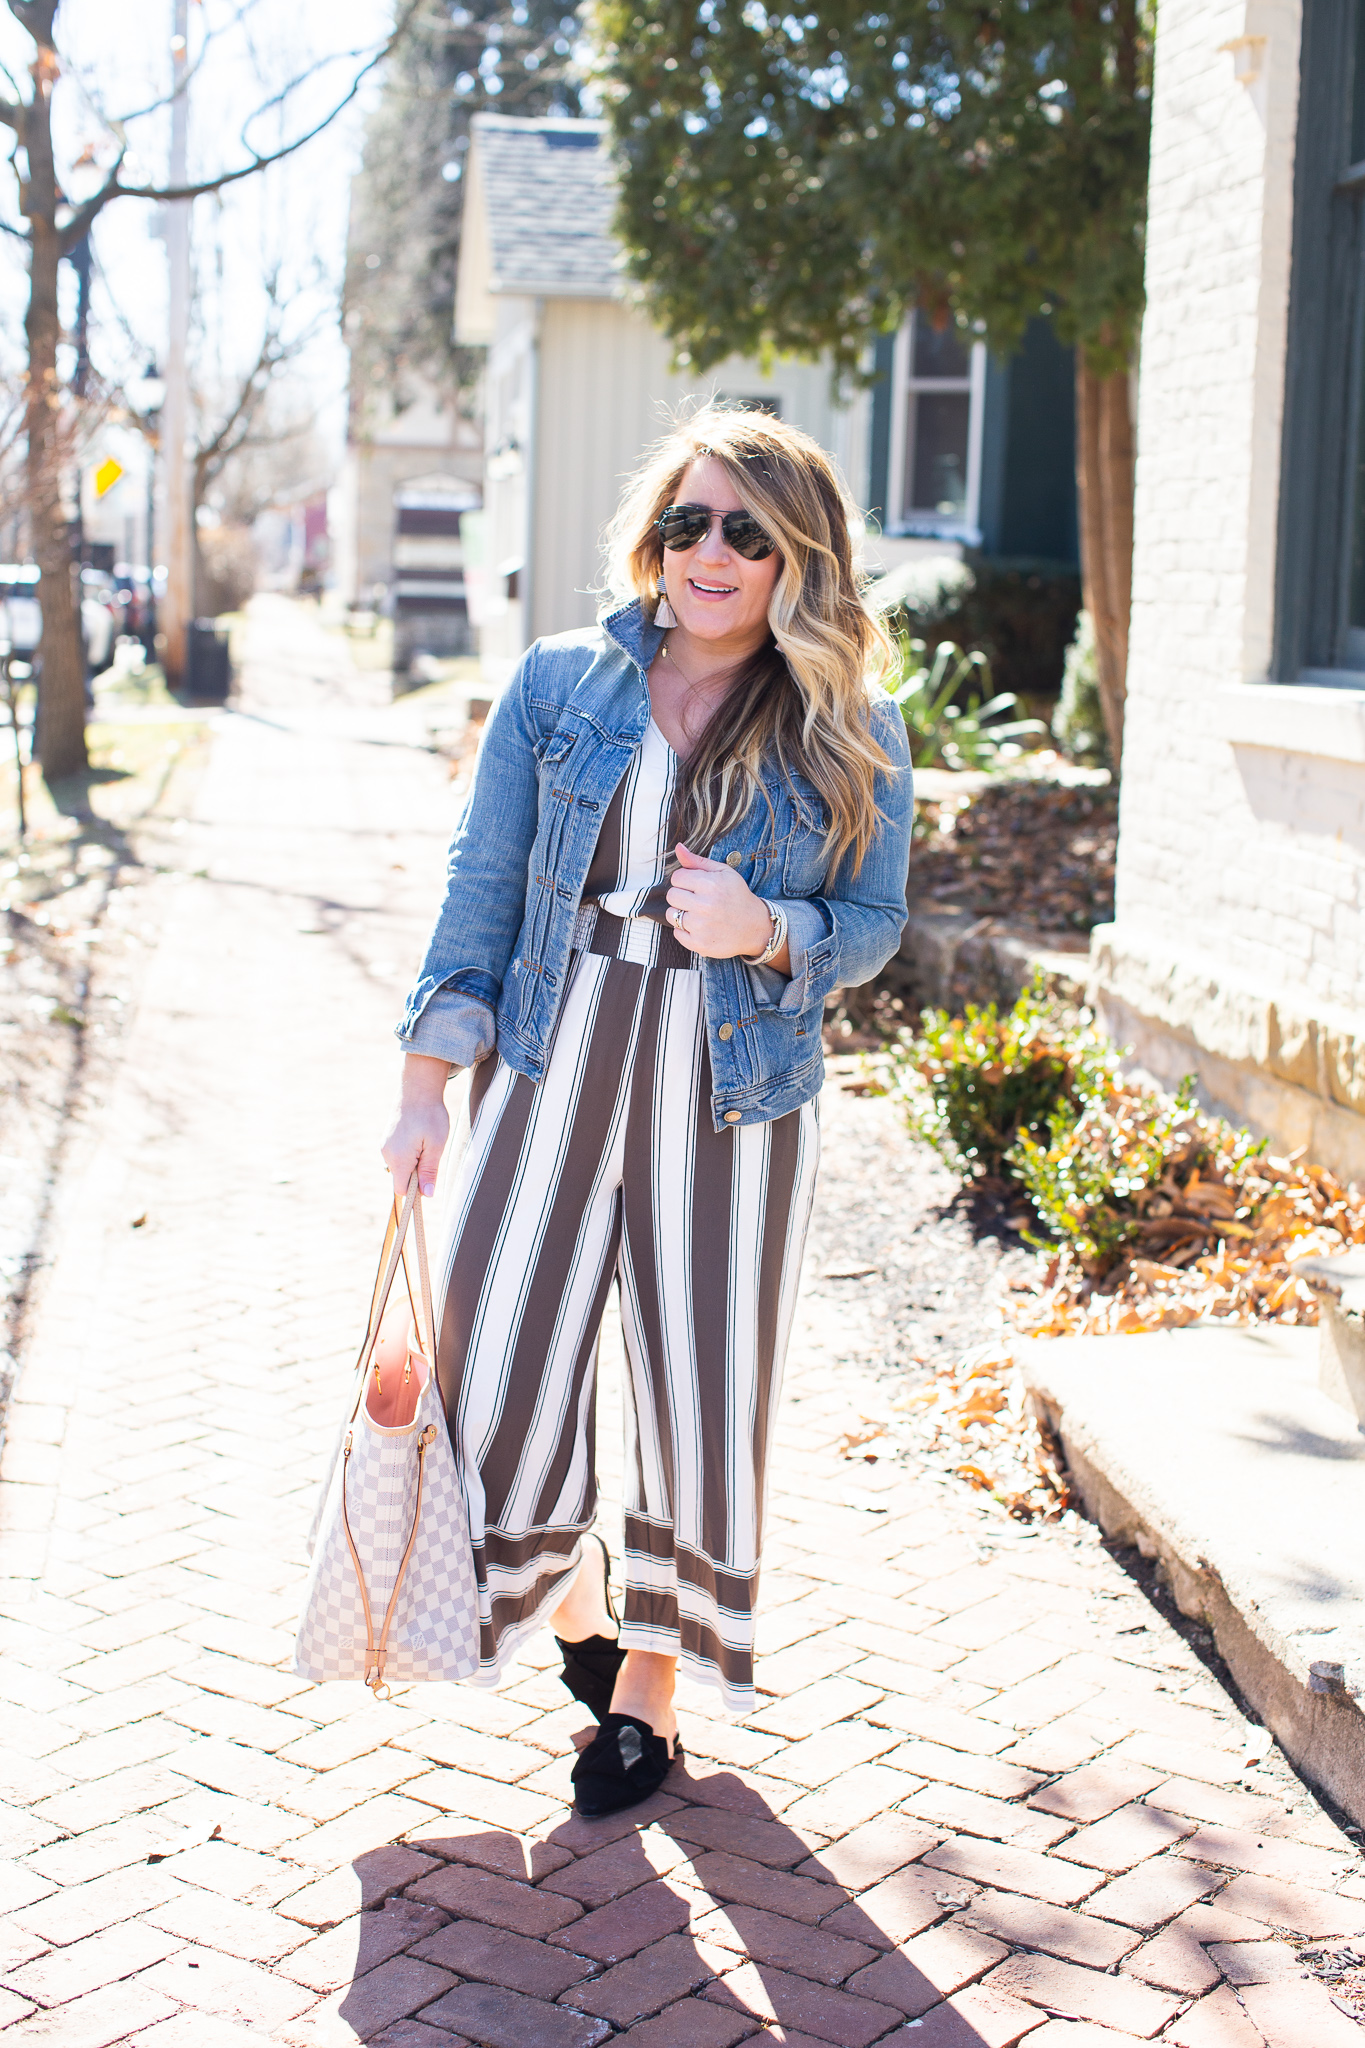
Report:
745,902,788,968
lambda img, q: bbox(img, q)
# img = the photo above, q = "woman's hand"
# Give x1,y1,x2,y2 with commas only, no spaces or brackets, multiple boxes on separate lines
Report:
665,843,790,970
381,1053,455,1201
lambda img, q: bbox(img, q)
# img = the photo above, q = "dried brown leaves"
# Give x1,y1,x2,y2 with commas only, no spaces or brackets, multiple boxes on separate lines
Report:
910,776,1118,935
895,1346,1073,1522
916,1110,1365,1520
1010,1117,1364,1339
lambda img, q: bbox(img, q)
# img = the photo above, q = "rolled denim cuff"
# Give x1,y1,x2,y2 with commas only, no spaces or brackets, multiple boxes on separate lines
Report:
396,987,496,1069
744,898,832,1012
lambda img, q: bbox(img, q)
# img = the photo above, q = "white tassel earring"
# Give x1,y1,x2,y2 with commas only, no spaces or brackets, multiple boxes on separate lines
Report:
654,576,678,630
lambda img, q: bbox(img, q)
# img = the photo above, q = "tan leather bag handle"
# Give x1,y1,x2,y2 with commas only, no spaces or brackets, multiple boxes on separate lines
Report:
341,1175,441,1695
348,1175,437,1430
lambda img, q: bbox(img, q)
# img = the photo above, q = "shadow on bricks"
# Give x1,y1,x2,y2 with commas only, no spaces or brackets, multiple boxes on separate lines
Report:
305,1773,1036,2048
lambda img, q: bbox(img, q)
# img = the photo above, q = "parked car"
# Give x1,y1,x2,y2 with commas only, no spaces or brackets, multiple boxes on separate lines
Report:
0,565,42,665
80,568,119,676
113,563,154,647
0,561,135,687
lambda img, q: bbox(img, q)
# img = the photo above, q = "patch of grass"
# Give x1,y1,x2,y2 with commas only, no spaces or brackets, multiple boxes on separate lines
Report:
317,607,395,674
91,660,179,712
1,708,208,853
393,662,484,704
82,720,208,818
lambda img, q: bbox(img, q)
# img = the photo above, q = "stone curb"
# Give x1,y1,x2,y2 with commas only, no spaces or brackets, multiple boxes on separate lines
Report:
897,906,1089,1017
1021,1323,1365,1825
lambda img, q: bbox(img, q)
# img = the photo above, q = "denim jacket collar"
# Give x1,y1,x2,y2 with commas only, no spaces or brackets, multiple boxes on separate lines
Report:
398,599,914,1129
599,597,664,675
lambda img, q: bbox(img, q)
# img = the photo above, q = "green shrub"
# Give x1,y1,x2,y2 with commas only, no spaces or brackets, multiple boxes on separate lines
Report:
1008,1079,1198,1271
890,981,1242,1275
870,553,1082,699
868,553,975,625
1052,610,1110,766
889,979,1112,1180
889,633,1046,771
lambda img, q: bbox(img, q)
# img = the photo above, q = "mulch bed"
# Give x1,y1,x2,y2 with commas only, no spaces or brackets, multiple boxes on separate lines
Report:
810,1058,1036,1374
1009,1098,1356,1340
824,772,1118,1051
909,775,1118,932
808,1063,1064,1515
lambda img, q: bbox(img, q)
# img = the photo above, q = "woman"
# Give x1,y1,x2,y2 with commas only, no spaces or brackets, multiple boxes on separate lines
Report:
382,406,914,1817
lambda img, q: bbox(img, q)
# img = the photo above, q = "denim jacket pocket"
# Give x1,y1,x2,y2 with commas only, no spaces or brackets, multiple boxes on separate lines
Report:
782,816,835,898
732,782,793,877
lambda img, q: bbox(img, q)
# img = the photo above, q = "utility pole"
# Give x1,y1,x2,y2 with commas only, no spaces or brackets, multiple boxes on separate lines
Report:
160,0,192,689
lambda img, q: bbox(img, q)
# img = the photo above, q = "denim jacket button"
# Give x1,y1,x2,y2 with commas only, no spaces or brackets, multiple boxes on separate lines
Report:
723,1110,742,1123
718,1022,733,1042
726,851,743,867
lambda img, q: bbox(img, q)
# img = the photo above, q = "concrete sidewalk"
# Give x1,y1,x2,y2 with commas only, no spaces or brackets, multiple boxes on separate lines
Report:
1025,1326,1365,1834
1,598,1362,2046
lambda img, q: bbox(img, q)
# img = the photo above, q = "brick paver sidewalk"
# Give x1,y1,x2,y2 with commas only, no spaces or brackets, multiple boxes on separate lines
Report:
1,600,1362,2046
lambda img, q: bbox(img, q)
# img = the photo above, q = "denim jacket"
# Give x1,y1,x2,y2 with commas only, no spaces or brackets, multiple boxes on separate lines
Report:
397,598,914,1129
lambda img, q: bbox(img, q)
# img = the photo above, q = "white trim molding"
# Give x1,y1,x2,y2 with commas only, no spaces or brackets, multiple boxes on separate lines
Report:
885,314,985,545
1211,680,1365,762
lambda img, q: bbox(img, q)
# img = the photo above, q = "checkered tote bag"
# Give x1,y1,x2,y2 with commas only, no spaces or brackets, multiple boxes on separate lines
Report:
294,1177,480,1691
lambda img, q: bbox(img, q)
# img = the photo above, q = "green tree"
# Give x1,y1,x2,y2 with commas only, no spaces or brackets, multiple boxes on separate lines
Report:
345,0,583,426
592,0,1151,762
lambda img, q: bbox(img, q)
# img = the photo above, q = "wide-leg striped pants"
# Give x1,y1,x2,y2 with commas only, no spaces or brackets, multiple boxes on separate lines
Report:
432,938,820,1713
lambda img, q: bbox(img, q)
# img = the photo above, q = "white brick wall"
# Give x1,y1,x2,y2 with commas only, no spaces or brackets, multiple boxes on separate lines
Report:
1093,0,1365,1172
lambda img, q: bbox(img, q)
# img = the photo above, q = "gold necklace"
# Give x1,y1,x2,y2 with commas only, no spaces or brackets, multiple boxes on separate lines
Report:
660,634,736,696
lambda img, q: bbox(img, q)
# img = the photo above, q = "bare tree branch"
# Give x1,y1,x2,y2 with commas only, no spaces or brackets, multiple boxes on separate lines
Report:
194,334,275,485
234,38,387,149
58,146,125,254
70,0,261,132
191,265,329,511
8,4,58,42
2,0,422,771
59,0,425,231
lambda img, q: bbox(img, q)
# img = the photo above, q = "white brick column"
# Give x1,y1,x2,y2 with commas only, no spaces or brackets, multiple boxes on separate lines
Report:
1090,0,1365,1177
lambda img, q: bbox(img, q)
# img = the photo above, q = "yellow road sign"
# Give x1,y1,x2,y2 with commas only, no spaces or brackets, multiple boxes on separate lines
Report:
94,457,124,498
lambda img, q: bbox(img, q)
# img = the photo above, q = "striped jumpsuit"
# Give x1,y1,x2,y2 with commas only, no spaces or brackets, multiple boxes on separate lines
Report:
432,719,820,1713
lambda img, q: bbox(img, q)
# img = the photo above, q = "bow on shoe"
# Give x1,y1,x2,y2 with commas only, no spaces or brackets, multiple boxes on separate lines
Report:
571,1713,683,1817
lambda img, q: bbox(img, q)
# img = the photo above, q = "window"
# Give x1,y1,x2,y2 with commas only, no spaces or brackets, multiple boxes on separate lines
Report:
887,313,986,541
1274,1,1365,678
1342,15,1365,667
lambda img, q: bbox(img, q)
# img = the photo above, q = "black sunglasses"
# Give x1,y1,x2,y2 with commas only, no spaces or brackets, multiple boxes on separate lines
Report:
656,503,776,561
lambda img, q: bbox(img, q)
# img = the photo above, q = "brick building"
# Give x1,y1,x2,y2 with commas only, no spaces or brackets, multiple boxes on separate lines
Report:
1093,0,1365,1178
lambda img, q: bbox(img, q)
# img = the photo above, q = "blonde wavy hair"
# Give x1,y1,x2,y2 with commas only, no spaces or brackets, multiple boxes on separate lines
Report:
603,404,897,875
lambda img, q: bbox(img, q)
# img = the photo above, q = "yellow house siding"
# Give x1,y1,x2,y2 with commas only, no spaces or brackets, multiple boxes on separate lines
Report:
530,298,863,645
531,299,668,640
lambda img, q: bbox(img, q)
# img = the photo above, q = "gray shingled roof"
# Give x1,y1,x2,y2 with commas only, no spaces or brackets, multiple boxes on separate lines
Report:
474,114,621,299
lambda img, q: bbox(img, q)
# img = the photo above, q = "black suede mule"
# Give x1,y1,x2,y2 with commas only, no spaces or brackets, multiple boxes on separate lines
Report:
554,1533,626,1722
571,1713,683,1817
